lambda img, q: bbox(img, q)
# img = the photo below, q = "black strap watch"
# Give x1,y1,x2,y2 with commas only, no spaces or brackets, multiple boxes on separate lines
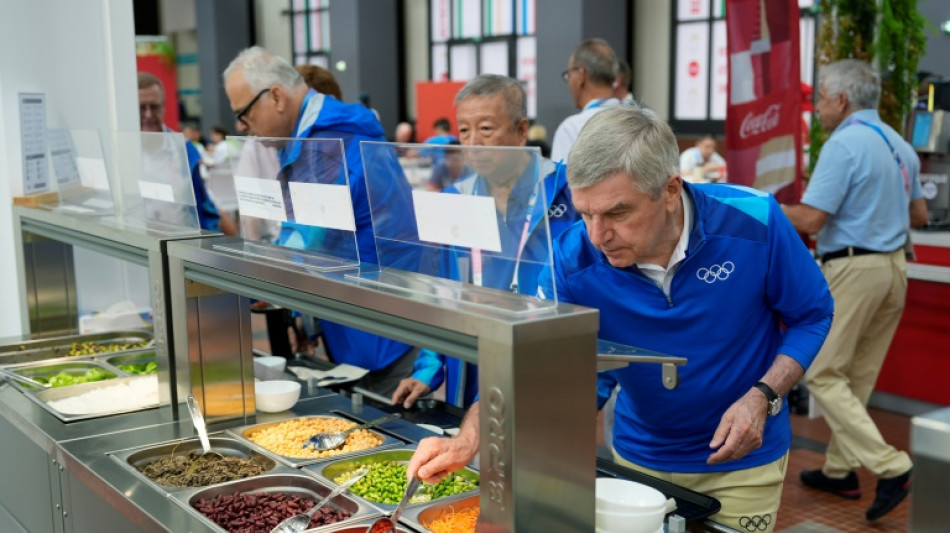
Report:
754,381,782,416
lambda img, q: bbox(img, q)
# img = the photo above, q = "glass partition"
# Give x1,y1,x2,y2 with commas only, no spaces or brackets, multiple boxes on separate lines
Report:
109,131,200,235
215,136,360,271
45,129,115,216
359,141,557,314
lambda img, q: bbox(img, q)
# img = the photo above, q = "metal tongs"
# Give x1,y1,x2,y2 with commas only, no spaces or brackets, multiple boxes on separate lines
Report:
597,339,687,390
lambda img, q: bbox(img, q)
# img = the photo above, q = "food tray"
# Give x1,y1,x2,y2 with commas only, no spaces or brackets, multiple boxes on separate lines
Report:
301,520,416,533
0,330,153,364
110,435,282,493
30,375,160,423
101,350,158,375
308,447,479,513
228,415,403,468
170,473,380,533
596,457,721,524
401,493,478,533
1,360,120,391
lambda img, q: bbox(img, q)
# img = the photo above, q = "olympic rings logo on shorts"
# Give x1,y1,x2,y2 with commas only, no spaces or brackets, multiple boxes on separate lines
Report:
739,514,772,531
696,261,735,283
548,203,568,218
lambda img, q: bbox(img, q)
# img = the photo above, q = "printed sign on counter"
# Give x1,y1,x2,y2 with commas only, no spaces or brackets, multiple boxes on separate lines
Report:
288,181,356,231
47,129,81,188
77,157,110,191
234,175,287,222
19,92,49,194
412,189,502,252
137,180,176,203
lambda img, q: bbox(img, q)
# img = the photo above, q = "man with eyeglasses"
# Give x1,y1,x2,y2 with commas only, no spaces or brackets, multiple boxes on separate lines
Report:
138,72,235,234
222,47,420,395
550,39,624,163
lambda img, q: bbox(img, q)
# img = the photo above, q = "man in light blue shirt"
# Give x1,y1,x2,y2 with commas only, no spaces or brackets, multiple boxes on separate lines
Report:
783,59,928,522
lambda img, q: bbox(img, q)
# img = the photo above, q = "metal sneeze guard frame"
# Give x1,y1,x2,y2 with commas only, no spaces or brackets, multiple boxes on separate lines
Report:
166,235,600,532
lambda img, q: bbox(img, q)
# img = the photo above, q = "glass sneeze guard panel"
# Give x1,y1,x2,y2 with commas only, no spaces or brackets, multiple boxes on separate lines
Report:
217,136,360,272
359,141,557,315
108,131,200,235
45,129,115,216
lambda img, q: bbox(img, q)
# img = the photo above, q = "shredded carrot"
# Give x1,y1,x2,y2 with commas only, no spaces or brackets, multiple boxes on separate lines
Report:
424,506,480,533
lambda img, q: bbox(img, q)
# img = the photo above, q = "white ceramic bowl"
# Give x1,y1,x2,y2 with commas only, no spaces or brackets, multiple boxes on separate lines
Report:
596,507,665,533
254,380,301,413
595,478,667,513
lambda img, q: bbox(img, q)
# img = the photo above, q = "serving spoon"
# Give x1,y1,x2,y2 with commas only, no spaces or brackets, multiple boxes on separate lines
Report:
186,395,224,461
303,413,400,451
364,476,421,533
270,467,369,533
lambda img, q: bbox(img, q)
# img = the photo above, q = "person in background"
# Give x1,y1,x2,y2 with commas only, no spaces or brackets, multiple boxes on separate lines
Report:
392,74,581,409
294,64,343,101
680,133,726,183
421,117,459,167
182,122,213,175
207,125,233,169
222,46,419,395
394,121,418,158
551,39,622,163
425,140,470,191
782,59,927,522
527,123,551,158
613,58,638,106
138,72,236,235
408,106,834,533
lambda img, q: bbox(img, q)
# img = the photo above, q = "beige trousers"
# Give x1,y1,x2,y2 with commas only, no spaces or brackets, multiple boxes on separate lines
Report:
806,250,913,479
612,451,788,533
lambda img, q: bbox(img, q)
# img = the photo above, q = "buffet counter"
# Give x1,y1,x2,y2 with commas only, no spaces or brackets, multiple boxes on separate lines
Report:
0,380,435,533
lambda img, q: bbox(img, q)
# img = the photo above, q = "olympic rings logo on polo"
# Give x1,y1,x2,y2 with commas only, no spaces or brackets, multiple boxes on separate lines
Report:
548,203,568,218
696,261,735,283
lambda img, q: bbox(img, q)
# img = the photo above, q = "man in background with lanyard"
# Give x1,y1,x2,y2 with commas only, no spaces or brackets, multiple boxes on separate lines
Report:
391,74,580,409
783,59,928,522
550,39,622,163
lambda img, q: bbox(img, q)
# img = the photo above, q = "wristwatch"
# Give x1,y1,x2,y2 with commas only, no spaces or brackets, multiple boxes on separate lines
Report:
754,381,782,416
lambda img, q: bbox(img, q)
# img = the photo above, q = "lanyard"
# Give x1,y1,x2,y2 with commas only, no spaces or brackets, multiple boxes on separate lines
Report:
471,185,540,292
847,118,910,196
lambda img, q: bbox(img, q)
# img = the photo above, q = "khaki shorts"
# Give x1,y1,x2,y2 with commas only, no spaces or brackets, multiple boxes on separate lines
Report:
611,450,788,533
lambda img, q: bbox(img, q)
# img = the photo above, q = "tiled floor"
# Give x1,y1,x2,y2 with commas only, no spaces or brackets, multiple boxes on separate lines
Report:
777,408,912,533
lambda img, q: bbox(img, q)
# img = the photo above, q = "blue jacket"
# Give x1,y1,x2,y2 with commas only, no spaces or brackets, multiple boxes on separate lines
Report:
412,159,579,407
278,90,415,370
185,139,222,232
539,182,833,473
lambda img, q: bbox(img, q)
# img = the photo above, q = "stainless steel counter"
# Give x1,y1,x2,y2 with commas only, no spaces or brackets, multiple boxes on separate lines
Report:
0,378,429,533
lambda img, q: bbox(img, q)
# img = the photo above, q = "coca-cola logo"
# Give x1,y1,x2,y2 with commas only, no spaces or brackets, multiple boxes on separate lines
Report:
739,104,781,139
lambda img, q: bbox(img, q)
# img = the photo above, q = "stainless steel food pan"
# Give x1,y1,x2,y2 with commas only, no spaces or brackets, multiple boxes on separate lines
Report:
0,330,153,364
401,493,479,532
309,447,479,513
228,415,403,468
1,360,120,392
31,375,160,423
110,435,282,492
171,473,380,532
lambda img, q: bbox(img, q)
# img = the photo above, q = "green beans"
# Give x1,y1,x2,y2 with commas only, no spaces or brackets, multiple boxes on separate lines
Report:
332,460,478,505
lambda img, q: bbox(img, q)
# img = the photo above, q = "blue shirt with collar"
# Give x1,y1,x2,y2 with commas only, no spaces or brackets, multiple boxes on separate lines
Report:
802,109,923,255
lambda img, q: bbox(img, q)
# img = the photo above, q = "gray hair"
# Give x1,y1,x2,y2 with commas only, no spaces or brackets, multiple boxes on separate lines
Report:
820,59,880,111
223,46,304,93
571,39,619,87
568,106,679,199
454,74,527,127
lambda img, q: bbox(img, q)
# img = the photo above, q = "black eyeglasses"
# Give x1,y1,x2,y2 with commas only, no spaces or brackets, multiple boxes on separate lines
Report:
561,66,581,82
233,88,270,126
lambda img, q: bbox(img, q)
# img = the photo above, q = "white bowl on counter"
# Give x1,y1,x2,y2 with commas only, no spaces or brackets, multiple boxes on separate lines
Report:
254,380,301,413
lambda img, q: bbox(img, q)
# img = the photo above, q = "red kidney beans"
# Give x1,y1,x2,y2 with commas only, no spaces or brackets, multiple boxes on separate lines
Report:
193,491,351,533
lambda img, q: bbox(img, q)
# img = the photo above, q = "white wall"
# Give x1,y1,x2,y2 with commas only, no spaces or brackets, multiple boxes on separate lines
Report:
634,0,671,120
255,0,292,63
0,0,137,336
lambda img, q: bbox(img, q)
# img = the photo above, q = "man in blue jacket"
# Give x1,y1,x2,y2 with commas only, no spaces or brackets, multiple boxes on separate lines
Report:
223,47,418,394
408,106,833,532
390,74,580,409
